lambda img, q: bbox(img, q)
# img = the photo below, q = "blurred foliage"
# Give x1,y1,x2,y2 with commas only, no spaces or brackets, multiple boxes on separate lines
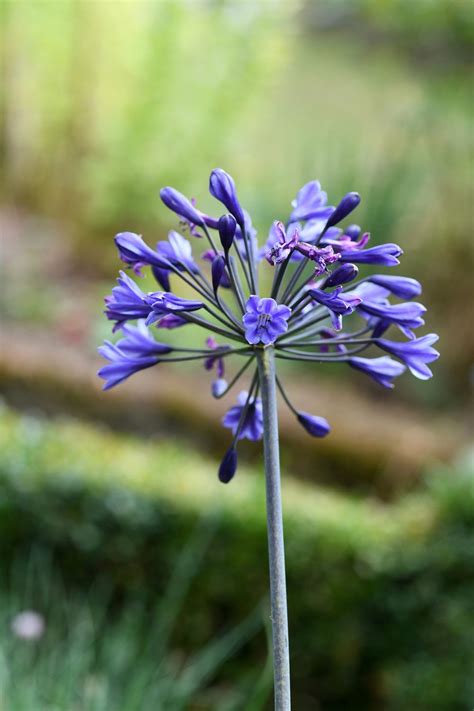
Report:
0,0,290,237
300,0,474,62
1,0,472,401
0,544,270,710
1,405,473,709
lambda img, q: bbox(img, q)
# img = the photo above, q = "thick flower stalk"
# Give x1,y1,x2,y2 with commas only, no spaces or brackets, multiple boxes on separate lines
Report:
98,170,439,710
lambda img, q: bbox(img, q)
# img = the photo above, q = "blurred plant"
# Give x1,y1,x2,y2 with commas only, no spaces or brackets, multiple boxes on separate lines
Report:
0,539,269,710
98,169,439,709
0,0,289,239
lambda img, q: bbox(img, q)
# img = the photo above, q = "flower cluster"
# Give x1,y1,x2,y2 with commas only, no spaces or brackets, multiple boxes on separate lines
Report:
99,169,439,482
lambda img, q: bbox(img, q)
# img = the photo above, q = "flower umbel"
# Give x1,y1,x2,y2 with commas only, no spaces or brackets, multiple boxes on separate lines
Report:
99,170,439,477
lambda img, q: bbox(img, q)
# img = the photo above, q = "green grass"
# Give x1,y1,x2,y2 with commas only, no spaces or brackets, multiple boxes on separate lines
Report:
0,543,271,711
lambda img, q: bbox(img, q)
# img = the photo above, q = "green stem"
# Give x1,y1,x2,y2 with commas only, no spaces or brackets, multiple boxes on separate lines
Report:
256,346,291,711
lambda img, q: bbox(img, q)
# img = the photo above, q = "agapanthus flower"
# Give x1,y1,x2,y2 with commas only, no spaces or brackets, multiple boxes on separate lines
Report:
243,297,291,345
223,391,264,441
99,169,439,483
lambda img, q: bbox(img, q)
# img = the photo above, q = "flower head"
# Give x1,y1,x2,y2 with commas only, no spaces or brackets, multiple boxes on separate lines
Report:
100,170,438,482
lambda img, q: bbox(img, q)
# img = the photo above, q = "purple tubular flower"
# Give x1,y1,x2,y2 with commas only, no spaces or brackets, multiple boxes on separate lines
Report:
243,296,291,345
212,255,226,294
321,263,358,289
339,243,402,266
297,412,331,438
325,192,360,229
223,391,264,441
349,356,406,388
368,274,422,299
115,321,172,357
156,314,187,329
104,271,153,331
308,287,361,330
218,447,237,483
359,300,426,330
98,341,162,390
377,334,440,380
218,214,237,254
160,187,205,226
209,169,245,227
146,292,203,326
290,180,333,222
115,232,170,274
156,231,199,273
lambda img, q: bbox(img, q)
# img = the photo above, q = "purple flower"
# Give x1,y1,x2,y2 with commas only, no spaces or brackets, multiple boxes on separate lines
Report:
349,356,406,388
297,412,331,438
152,266,171,292
156,314,187,329
156,231,198,273
289,180,333,222
368,274,422,299
266,222,299,265
98,341,163,390
212,378,228,398
218,214,237,254
201,249,231,288
344,225,361,240
204,337,230,378
358,300,426,332
146,292,203,326
377,334,440,380
322,263,358,289
115,321,173,358
325,192,360,229
104,271,153,331
296,243,340,276
308,287,361,330
211,255,226,294
223,391,264,441
243,296,291,345
338,243,402,266
209,169,245,227
115,232,170,275
160,187,205,226
218,447,238,483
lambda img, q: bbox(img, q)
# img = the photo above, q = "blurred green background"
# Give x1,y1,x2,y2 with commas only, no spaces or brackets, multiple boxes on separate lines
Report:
0,1,473,709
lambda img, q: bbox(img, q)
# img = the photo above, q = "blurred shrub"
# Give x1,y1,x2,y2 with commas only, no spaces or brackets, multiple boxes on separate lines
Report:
301,0,474,62
0,406,472,709
0,542,269,710
0,0,289,240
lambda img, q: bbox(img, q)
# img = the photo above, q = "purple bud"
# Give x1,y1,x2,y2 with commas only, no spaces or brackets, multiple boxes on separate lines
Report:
160,187,205,226
322,263,359,289
218,446,237,483
209,169,245,227
326,192,360,229
218,214,237,253
211,255,226,294
212,378,227,398
152,266,171,292
344,224,361,239
297,412,331,438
